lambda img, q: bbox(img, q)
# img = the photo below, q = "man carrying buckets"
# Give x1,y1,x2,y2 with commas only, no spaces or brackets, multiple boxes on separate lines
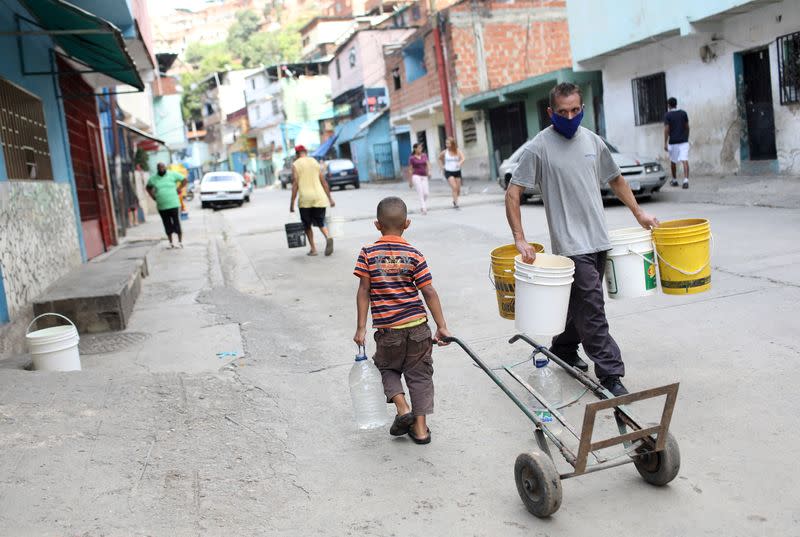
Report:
505,82,659,396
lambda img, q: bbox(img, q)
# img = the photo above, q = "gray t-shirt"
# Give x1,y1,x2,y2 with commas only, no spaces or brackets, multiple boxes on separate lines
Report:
510,126,620,256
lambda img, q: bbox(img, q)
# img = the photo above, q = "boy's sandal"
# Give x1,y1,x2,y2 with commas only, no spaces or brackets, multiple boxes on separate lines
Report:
389,412,415,437
408,427,431,445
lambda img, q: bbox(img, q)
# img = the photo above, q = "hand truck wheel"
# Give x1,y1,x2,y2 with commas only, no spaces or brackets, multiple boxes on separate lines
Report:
514,451,562,517
633,430,681,486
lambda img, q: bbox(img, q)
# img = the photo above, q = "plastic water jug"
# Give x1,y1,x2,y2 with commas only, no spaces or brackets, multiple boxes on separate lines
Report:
528,355,563,436
349,346,391,430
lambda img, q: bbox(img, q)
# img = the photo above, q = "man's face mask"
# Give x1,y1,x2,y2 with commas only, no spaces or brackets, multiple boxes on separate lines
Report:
550,107,584,139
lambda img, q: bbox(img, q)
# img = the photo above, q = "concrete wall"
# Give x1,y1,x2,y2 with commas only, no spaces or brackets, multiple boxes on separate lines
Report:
0,182,82,318
567,0,770,65
598,1,800,174
405,107,491,182
0,0,84,327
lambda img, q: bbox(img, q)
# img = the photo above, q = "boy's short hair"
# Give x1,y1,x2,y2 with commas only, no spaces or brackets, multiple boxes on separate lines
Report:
377,196,407,229
668,97,678,108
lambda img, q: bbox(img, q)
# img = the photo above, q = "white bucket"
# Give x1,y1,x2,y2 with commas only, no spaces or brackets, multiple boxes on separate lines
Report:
514,254,575,338
328,216,345,238
26,313,81,372
605,227,657,299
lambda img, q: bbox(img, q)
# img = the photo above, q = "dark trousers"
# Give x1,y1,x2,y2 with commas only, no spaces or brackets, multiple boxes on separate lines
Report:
158,207,182,238
373,322,434,416
550,251,624,379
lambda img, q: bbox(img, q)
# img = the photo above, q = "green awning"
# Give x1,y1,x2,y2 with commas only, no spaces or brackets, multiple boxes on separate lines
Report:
461,69,601,111
19,0,144,90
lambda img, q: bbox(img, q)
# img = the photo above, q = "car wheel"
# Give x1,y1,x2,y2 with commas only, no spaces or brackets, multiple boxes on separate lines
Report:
354,180,360,189
236,201,244,207
201,201,210,209
245,196,250,203
281,182,287,190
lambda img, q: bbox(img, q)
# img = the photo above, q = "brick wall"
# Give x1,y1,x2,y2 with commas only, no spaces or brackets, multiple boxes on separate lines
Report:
385,27,442,115
387,0,570,114
445,0,571,100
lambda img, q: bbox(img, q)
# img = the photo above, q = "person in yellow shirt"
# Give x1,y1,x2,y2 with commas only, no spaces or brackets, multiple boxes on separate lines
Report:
289,145,336,256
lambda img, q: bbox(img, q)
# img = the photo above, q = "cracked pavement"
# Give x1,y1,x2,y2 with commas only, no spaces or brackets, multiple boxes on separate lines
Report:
1,179,798,535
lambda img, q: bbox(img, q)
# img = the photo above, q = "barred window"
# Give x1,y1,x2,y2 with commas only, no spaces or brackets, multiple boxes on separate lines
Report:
0,77,53,180
777,31,800,105
462,118,478,145
631,72,667,126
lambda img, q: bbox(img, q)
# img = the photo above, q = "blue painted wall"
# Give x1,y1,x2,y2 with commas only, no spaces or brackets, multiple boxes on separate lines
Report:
0,265,8,324
567,0,762,64
0,0,85,260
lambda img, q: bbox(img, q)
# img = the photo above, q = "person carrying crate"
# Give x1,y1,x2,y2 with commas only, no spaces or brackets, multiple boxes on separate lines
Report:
504,83,659,396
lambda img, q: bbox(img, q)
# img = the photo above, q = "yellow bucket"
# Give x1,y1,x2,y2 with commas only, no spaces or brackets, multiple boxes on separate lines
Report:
490,243,545,319
652,219,712,295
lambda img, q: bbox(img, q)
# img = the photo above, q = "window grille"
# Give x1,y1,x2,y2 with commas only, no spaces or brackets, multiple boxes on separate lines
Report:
462,118,478,145
777,31,800,105
0,77,53,180
631,72,667,126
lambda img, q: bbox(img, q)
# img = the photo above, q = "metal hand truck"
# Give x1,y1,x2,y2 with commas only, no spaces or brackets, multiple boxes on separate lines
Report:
443,334,680,518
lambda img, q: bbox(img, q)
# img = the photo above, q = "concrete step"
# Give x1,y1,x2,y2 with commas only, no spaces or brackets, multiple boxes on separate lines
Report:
31,241,157,334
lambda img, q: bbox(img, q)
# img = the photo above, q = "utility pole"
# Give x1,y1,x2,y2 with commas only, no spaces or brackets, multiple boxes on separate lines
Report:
431,0,454,139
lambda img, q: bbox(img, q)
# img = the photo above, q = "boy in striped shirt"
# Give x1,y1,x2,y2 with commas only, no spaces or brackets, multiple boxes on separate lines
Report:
353,197,451,445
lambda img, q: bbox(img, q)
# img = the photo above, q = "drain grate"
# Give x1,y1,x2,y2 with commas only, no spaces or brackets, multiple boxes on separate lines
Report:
79,332,149,355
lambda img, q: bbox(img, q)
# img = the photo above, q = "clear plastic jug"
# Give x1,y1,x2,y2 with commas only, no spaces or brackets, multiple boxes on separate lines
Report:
349,346,391,430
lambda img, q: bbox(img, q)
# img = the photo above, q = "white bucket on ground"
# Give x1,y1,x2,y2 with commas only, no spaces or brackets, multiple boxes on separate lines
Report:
328,216,345,238
26,313,81,372
605,227,657,299
514,254,575,338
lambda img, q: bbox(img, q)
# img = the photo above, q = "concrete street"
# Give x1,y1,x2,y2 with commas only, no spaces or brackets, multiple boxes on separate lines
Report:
1,176,799,536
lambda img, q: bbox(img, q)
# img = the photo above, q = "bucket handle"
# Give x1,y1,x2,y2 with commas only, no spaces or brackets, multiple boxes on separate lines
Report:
653,234,714,276
26,312,78,337
488,262,515,288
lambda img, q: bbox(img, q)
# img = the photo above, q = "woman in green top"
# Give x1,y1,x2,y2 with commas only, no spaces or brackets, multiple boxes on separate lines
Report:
147,162,187,248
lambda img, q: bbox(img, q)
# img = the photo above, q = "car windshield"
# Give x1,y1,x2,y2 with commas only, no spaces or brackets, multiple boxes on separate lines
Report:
327,160,354,172
205,175,240,183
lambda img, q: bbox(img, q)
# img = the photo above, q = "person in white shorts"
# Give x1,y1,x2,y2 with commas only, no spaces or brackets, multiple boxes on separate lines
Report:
663,97,690,189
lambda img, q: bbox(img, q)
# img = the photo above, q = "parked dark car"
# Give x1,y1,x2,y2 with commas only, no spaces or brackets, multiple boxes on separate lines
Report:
324,158,360,189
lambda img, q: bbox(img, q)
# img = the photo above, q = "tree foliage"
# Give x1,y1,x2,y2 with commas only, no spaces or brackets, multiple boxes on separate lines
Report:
180,9,307,122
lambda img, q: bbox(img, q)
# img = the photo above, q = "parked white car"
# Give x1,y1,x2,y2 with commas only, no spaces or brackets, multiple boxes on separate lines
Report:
199,172,249,209
498,136,666,201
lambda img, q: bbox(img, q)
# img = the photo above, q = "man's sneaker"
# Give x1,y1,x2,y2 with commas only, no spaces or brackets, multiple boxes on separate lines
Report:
682,179,689,189
600,376,629,397
670,179,679,187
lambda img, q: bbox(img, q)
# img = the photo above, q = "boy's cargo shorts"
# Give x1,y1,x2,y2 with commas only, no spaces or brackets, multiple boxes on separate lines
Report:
373,322,434,416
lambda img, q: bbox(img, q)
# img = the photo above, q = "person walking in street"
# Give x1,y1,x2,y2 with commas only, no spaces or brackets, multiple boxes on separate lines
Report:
408,143,430,215
147,162,187,248
664,97,690,189
438,136,465,209
353,196,452,444
289,145,336,256
505,82,659,396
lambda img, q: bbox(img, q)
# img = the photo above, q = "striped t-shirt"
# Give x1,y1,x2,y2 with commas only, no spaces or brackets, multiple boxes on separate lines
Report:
353,235,432,328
